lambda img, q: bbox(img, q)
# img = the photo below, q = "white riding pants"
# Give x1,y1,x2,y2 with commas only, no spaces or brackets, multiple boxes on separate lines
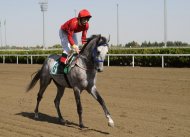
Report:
59,29,78,55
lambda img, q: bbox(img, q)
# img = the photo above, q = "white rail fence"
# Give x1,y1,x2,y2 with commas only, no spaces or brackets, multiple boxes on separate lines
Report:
0,54,190,68
0,54,49,65
107,54,190,68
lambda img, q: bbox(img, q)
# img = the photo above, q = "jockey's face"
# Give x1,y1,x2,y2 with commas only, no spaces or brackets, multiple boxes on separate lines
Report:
80,17,90,26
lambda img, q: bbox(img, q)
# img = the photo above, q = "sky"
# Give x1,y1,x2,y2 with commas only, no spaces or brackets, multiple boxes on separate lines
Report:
0,0,190,47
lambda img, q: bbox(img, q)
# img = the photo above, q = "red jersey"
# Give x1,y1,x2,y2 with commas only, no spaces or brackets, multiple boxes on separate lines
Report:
61,17,89,46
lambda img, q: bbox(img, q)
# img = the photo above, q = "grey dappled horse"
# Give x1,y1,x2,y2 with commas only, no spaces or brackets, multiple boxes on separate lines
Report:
26,35,114,128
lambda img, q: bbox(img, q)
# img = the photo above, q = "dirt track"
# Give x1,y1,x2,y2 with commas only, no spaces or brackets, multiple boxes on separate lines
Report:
0,64,189,137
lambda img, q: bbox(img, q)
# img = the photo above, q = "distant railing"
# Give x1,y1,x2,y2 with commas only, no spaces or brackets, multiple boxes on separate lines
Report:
0,54,49,65
0,54,190,68
106,54,190,68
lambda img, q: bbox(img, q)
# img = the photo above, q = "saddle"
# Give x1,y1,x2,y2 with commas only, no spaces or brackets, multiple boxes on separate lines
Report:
50,53,78,75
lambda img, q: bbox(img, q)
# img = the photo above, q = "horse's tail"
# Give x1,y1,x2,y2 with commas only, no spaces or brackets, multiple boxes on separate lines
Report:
26,69,41,92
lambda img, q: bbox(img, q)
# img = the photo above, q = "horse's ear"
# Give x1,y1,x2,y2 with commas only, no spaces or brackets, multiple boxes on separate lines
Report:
107,35,110,43
96,34,101,43
97,34,102,46
97,34,101,39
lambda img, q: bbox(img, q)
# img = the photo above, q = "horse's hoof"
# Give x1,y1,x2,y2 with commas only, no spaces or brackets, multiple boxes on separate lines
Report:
108,120,114,127
34,113,39,119
59,119,66,125
79,123,86,129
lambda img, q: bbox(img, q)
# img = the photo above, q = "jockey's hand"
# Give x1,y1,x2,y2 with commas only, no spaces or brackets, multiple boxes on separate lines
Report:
71,44,80,54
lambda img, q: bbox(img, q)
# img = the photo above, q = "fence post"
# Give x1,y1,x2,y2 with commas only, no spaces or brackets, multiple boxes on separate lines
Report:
27,56,29,64
3,56,5,64
162,56,164,68
31,55,33,64
107,55,110,66
132,55,135,67
17,56,19,64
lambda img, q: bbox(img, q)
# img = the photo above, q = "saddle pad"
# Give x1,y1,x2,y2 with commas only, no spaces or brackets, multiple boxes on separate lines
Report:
48,58,59,75
48,54,77,75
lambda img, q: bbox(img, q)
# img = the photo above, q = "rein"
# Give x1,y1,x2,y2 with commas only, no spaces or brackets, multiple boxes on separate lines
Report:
73,36,108,71
74,55,95,71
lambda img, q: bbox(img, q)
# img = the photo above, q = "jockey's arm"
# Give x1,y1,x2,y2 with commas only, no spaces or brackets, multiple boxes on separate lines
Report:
81,30,87,45
67,31,75,46
71,44,80,54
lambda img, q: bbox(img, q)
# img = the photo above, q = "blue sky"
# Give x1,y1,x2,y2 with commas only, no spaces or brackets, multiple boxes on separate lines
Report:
0,0,190,47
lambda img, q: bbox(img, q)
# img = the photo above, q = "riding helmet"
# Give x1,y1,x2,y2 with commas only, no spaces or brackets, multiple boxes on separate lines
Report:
78,9,92,19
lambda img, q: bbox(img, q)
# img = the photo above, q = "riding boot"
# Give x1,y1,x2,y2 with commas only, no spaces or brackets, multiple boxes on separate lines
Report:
60,53,70,74
60,53,68,65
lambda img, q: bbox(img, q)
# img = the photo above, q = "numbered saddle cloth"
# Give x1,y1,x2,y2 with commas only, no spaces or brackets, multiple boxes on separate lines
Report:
48,54,77,75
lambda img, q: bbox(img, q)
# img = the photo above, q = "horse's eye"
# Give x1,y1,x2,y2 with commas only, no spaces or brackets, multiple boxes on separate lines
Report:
97,51,100,55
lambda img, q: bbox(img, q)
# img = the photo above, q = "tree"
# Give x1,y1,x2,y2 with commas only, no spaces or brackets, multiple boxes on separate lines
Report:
125,41,140,48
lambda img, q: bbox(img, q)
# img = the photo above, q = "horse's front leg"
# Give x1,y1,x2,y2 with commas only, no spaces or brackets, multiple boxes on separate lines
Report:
88,86,114,127
73,87,84,128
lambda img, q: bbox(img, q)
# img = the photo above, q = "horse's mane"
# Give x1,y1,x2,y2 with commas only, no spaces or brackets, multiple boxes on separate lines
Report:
80,35,107,54
79,35,99,54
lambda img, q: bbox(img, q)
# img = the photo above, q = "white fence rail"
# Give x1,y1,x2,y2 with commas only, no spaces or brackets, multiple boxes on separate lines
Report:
107,54,190,68
0,54,190,68
0,54,49,65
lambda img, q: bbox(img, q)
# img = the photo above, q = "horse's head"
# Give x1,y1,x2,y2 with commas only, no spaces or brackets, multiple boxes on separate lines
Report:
80,34,110,72
92,35,110,72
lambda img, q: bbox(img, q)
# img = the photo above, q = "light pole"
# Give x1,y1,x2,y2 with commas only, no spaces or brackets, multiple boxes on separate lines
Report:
74,9,77,17
164,0,167,48
0,21,2,47
39,0,48,49
4,20,7,46
116,3,119,46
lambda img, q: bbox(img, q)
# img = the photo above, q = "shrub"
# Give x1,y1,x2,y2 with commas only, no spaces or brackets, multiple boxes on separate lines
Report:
0,48,190,67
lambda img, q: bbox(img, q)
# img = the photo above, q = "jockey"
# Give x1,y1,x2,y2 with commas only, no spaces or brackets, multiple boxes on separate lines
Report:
59,9,92,64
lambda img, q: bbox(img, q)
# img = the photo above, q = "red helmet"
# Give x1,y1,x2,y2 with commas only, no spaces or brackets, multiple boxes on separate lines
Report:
78,9,92,18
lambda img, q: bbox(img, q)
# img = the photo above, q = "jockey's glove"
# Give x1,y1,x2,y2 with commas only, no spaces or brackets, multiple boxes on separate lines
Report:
71,44,80,54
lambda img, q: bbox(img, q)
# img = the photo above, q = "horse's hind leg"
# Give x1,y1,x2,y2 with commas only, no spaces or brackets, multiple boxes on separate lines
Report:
34,77,51,119
54,85,65,123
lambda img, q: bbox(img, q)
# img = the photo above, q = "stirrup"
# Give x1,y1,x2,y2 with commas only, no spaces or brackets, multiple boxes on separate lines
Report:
64,66,69,74
67,53,78,65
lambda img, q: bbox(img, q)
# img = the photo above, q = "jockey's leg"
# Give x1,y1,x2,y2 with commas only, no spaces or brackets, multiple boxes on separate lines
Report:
73,33,78,45
59,29,70,65
60,52,68,64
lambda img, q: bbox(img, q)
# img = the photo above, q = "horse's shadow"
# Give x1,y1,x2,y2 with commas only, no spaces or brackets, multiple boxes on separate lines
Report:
16,112,110,135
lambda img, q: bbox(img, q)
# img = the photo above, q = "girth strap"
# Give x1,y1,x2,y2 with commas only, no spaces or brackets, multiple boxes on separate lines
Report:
63,73,72,88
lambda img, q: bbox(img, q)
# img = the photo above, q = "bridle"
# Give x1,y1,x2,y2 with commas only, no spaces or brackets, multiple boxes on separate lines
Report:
75,43,108,71
92,43,108,63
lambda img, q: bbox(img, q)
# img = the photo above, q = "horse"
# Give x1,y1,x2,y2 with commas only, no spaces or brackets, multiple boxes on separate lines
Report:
26,34,114,128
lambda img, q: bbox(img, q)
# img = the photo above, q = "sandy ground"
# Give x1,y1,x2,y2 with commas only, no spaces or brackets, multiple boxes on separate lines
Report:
0,64,189,137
